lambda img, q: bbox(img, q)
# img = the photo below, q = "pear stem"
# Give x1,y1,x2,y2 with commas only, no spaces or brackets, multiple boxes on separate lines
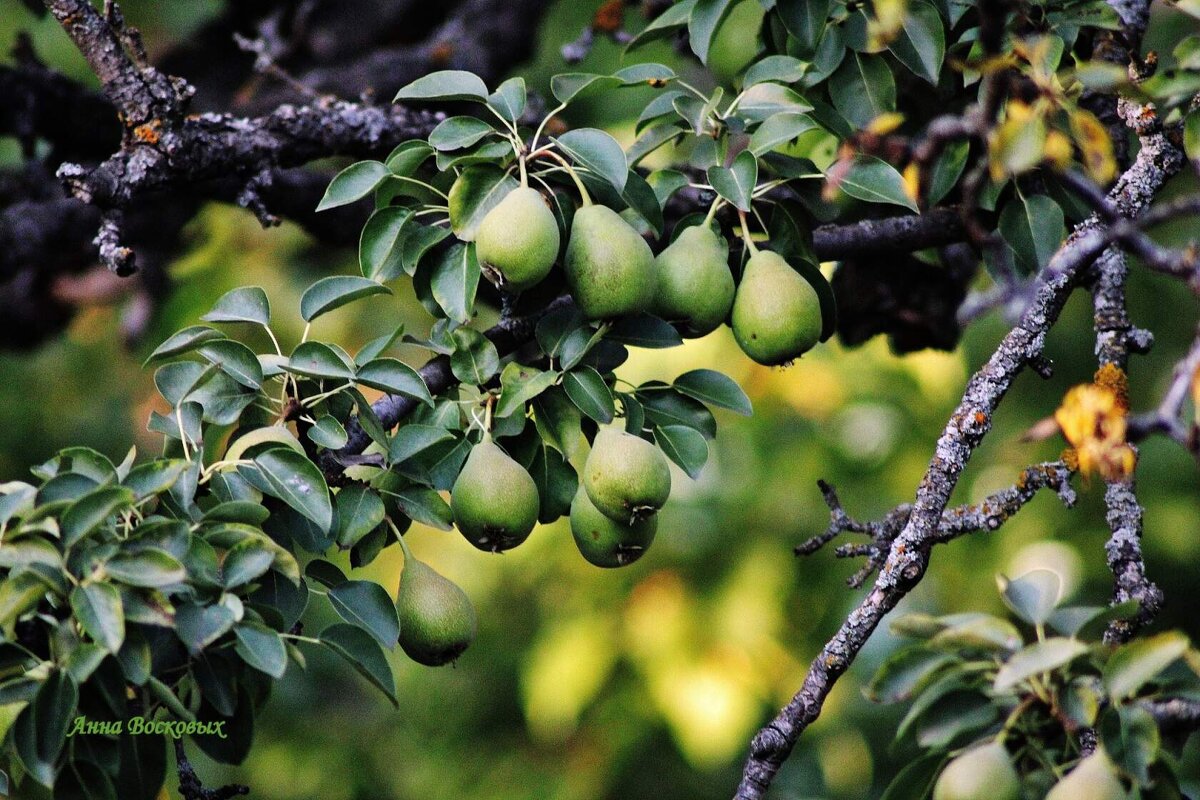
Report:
738,210,759,255
529,148,591,206
703,197,723,227
391,518,413,564
482,395,494,442
518,155,528,188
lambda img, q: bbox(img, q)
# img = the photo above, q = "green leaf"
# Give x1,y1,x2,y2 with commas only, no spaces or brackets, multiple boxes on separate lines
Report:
1048,600,1140,639
639,385,717,438
777,0,831,56
222,538,275,589
308,415,348,449
927,139,969,205
749,112,822,155
828,52,895,127
252,449,333,533
391,487,453,530
994,638,1088,692
736,83,813,122
400,222,452,277
393,70,488,103
833,155,919,211
997,568,1062,626
356,358,434,406
316,161,391,211
877,752,945,800
447,164,518,242
912,691,998,749
626,0,695,50
889,1,945,84
550,73,618,104
865,648,956,704
449,328,500,386
33,671,78,780
1185,110,1200,161
1100,705,1159,784
385,140,435,175
654,424,708,478
0,572,50,629
70,583,125,653
300,276,392,322
146,325,225,362
707,149,758,212
287,341,357,381
1104,631,1189,701
928,614,1022,653
201,286,270,325
175,602,237,655
998,193,1066,275
355,326,405,364
334,485,386,548
62,486,136,546
563,367,615,423
359,207,412,281
555,128,629,193
496,363,558,418
673,369,752,415
105,549,186,587
197,339,264,390
319,623,398,707
743,56,808,87
688,0,735,63
428,116,498,151
234,622,287,679
328,580,399,650
431,242,481,324
605,314,684,349
529,443,577,523
488,77,527,122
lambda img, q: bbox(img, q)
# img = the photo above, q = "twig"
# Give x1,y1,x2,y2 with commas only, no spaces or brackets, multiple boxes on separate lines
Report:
174,740,249,800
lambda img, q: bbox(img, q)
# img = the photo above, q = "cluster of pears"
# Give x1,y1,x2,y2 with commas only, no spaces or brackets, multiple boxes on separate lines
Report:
474,184,826,366
932,741,1127,800
448,426,671,567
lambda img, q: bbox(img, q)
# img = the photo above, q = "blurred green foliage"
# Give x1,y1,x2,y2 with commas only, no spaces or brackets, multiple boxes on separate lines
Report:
1,1,1198,798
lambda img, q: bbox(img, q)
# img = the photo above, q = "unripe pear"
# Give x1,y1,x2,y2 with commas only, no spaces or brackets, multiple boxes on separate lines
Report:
653,225,735,337
731,249,823,365
583,428,671,524
396,553,477,666
475,186,560,292
1045,750,1126,800
451,439,539,552
570,485,657,567
564,204,656,320
932,743,1019,800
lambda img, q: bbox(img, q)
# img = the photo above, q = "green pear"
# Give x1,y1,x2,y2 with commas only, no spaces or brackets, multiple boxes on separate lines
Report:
707,0,765,86
396,552,477,666
653,225,735,337
451,439,539,552
564,204,656,320
570,486,657,568
582,428,671,524
475,186,560,292
731,249,823,365
933,743,1019,800
1046,750,1126,800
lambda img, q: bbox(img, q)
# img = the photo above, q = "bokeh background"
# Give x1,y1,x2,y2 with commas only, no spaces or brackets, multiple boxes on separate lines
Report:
2,1,1198,798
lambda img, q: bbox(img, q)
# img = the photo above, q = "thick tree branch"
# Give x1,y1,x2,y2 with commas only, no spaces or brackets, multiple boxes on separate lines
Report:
732,102,1184,800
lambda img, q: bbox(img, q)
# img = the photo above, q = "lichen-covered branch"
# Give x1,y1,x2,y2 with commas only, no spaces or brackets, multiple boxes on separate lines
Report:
797,462,1076,588
732,96,1184,800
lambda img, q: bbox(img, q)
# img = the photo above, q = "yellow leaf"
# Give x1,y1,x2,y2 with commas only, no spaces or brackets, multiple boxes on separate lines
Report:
902,162,921,205
1044,130,1073,169
1070,108,1117,184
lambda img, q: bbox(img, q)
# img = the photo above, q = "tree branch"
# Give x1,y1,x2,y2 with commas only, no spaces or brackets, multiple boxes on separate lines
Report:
797,461,1076,588
732,99,1185,800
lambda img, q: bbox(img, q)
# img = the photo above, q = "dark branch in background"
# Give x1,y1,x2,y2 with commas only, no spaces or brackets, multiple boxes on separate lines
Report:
797,462,1076,588
732,85,1184,800
1129,328,1200,450
174,741,248,800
